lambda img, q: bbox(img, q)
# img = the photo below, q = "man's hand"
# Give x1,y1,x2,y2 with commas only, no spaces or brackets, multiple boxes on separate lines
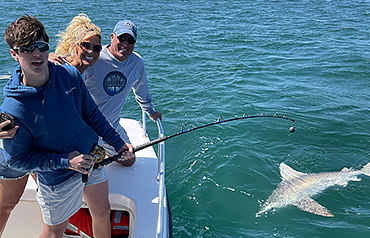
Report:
149,111,162,122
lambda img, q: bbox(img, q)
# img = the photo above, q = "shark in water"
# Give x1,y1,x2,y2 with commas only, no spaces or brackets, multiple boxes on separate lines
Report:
256,162,370,217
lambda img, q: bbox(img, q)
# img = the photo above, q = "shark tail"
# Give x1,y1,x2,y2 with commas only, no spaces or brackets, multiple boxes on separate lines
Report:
361,162,370,176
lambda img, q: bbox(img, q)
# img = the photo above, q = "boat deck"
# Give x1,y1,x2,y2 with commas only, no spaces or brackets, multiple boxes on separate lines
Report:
105,118,161,237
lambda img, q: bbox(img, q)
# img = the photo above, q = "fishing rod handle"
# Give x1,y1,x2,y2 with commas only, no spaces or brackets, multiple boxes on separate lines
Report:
94,136,167,168
82,164,95,183
94,138,164,168
82,174,88,183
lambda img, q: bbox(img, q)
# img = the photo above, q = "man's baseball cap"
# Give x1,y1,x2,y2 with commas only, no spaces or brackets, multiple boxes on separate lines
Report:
113,20,137,41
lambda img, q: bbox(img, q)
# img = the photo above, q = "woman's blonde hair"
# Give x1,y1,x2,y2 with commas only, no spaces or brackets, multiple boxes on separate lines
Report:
55,13,101,56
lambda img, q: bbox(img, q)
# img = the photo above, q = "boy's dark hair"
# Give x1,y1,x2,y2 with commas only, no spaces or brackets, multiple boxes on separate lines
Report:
4,15,49,49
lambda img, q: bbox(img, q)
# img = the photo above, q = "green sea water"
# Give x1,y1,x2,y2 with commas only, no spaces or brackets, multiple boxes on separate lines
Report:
0,0,369,237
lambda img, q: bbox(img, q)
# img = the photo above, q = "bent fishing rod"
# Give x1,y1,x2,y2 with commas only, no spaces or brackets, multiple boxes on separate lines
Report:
94,113,295,169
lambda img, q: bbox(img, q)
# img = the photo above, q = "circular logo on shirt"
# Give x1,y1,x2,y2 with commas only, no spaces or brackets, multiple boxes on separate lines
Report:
103,71,127,96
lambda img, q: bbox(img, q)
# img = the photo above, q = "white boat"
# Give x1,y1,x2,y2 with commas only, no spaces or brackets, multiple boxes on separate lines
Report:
3,111,172,238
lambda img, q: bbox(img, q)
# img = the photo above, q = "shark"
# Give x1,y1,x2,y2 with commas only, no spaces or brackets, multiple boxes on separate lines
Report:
256,162,370,217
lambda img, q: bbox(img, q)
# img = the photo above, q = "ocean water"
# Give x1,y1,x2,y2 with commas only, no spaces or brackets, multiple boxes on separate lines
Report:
0,0,369,237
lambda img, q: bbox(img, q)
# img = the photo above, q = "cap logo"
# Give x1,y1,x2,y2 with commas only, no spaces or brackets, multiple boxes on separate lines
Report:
113,20,137,40
125,22,132,29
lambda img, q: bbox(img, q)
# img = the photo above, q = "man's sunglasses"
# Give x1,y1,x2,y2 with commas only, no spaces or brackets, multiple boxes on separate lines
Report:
117,35,136,44
13,41,49,53
79,42,102,53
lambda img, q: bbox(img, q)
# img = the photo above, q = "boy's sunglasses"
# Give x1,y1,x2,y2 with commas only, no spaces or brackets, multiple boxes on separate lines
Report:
117,35,136,44
79,42,102,53
13,41,49,53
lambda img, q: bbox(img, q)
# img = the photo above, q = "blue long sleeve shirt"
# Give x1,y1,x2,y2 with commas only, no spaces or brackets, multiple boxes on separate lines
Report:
1,63,124,186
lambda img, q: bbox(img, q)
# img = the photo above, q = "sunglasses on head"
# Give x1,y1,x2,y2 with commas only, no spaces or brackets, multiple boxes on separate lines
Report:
79,42,102,53
13,41,49,53
117,35,136,44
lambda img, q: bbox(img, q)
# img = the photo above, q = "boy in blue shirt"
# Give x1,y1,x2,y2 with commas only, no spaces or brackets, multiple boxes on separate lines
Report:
1,15,134,238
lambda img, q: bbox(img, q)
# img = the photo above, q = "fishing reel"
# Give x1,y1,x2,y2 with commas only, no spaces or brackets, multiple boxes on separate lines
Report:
82,144,106,183
89,144,106,163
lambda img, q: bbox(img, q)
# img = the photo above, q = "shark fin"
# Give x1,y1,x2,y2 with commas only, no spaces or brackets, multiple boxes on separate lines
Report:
338,181,349,186
280,163,305,180
361,162,370,176
349,177,361,182
294,196,334,217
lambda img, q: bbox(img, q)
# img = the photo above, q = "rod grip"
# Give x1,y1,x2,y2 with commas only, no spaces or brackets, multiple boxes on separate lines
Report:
82,174,88,183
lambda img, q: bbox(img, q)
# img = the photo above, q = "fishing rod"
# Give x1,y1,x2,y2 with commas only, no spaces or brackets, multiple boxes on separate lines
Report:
94,113,295,169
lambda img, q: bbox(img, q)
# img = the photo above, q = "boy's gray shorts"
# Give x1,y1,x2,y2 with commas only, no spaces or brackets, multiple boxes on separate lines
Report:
36,167,107,226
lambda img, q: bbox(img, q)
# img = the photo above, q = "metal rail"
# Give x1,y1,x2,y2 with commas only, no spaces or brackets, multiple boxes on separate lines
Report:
141,111,168,237
155,119,166,237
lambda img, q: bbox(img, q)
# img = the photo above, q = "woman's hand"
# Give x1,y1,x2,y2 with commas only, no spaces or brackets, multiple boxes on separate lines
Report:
48,52,66,65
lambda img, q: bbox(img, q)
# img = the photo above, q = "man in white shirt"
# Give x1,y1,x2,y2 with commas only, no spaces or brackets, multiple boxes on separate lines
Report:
85,20,162,166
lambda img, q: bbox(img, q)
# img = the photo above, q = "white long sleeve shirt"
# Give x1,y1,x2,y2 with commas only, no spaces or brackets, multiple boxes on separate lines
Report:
86,45,156,153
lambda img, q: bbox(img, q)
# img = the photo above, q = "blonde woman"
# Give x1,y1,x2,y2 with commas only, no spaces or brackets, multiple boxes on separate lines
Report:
53,13,102,75
50,14,137,167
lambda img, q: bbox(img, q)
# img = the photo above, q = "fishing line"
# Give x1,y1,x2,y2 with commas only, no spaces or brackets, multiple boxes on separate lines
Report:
94,113,295,169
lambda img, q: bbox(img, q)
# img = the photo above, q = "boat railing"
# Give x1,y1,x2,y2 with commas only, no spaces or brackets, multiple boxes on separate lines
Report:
141,111,167,238
142,110,147,132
